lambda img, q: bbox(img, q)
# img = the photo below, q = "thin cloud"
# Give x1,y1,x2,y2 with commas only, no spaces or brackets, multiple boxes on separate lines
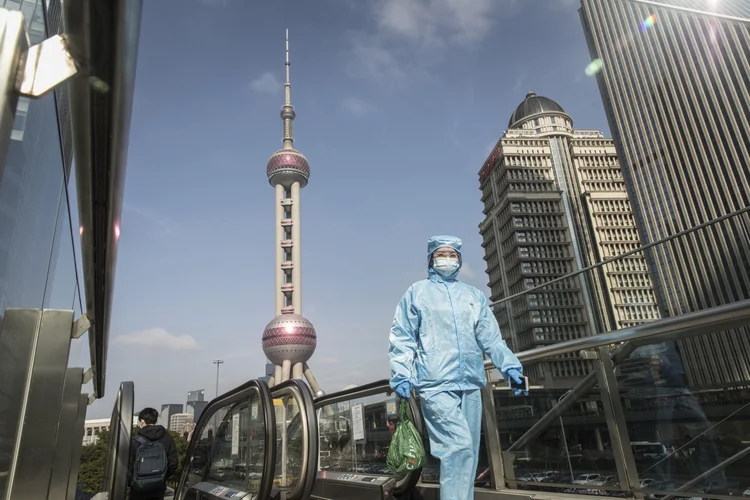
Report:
114,328,199,351
196,0,230,6
345,33,407,88
318,357,340,366
346,0,526,87
549,0,580,11
376,0,500,47
124,203,176,236
341,96,373,117
250,72,282,95
461,262,477,279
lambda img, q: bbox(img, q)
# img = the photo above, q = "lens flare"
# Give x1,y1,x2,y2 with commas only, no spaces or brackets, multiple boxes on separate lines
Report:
585,58,603,76
640,14,657,31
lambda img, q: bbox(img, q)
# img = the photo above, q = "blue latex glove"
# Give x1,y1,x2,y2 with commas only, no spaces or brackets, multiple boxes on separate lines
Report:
394,381,411,399
505,368,528,396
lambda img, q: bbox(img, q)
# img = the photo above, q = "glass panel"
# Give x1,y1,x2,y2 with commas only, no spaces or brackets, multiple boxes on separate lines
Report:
496,373,624,496
272,391,303,491
43,181,77,311
317,391,406,477
621,338,750,498
0,0,65,494
183,391,266,496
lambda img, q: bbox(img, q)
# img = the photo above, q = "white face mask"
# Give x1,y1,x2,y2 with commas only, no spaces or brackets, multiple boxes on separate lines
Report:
433,257,460,276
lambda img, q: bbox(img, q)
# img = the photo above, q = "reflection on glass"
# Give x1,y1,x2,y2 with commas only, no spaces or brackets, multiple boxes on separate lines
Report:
273,393,302,491
621,338,747,498
183,394,265,495
0,2,71,497
317,393,410,477
499,384,623,496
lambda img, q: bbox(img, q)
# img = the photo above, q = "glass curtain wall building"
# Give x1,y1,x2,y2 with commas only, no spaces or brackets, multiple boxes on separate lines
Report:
0,0,88,497
580,0,750,388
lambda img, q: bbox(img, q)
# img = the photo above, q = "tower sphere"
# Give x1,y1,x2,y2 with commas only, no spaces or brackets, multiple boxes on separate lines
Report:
266,148,310,188
281,105,296,120
262,313,317,365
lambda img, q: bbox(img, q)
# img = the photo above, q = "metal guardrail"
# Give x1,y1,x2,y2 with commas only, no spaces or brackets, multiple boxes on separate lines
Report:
485,298,750,371
63,0,143,398
487,206,750,310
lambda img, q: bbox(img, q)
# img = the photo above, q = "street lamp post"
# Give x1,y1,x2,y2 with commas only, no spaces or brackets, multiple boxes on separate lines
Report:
559,390,575,483
213,359,224,398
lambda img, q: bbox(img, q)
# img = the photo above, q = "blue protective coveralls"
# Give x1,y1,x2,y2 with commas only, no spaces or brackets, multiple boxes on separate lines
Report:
389,235,523,500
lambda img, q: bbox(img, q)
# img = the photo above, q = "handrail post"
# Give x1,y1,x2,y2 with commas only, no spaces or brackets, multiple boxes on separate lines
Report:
480,375,506,490
595,346,642,498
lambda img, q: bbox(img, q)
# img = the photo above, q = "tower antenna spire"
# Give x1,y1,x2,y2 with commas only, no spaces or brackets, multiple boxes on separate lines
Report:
281,29,294,149
285,28,291,106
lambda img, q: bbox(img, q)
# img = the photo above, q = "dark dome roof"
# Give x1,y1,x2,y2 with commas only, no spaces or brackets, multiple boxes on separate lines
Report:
508,91,565,128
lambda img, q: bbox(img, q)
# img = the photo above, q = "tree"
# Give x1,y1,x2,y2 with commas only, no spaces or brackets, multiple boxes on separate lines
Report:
78,428,109,493
167,430,189,488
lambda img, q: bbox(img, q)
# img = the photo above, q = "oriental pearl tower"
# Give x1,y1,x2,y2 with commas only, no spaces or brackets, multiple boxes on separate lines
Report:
262,30,323,395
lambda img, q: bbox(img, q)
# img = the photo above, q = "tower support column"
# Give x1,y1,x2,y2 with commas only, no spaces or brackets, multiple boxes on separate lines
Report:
282,359,292,382
303,363,323,395
292,362,303,380
291,181,302,312
275,184,285,315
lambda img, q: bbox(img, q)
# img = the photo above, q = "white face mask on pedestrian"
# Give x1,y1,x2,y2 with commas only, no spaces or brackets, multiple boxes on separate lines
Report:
433,257,460,276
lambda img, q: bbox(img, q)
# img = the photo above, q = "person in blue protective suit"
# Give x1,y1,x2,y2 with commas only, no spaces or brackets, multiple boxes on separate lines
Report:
388,235,526,500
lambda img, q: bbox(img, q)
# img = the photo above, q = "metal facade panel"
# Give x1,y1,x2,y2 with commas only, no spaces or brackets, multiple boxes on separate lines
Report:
0,308,40,499
48,367,84,499
67,393,89,500
7,309,74,499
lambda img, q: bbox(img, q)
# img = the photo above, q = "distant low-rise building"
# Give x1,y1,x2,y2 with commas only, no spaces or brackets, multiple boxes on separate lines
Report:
170,413,194,436
82,416,139,446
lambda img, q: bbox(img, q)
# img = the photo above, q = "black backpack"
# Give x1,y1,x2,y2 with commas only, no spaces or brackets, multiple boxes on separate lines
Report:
131,435,168,493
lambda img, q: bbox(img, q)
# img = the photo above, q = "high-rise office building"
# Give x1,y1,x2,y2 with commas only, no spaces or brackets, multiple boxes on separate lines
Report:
187,401,208,421
187,389,205,402
580,0,750,387
478,92,662,388
261,31,323,395
186,389,207,421
158,404,183,431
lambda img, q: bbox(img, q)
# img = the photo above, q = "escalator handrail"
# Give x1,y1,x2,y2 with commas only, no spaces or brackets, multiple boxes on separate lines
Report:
269,380,318,500
103,381,134,500
313,379,392,407
175,379,277,500
313,380,424,496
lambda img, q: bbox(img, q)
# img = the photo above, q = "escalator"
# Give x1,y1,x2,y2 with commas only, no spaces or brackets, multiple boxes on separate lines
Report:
108,378,477,500
173,379,425,500
175,379,318,500
309,380,423,500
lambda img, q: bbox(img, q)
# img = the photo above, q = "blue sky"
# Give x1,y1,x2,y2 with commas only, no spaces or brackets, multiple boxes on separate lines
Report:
88,0,612,417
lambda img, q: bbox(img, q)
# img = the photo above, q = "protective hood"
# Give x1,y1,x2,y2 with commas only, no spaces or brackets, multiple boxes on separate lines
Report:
427,235,462,281
138,424,168,441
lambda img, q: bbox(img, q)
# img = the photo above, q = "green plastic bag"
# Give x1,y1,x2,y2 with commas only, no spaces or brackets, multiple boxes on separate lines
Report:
387,400,426,475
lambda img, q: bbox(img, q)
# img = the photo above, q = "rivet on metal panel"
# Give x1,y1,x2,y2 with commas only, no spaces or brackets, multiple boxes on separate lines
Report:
19,34,78,98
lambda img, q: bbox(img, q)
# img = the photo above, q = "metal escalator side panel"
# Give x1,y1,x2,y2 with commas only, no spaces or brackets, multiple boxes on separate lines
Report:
268,379,318,500
175,379,277,500
103,381,134,500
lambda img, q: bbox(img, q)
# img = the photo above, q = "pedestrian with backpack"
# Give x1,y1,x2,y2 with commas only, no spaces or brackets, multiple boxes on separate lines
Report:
129,408,179,500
